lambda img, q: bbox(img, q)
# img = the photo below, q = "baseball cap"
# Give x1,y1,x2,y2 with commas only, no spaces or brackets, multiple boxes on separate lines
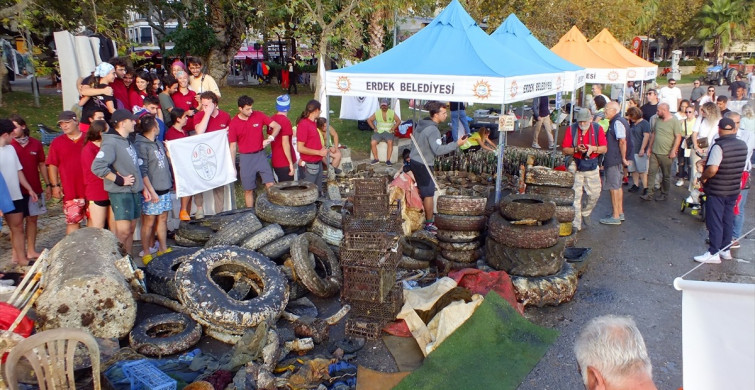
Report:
276,94,291,112
575,108,591,122
58,111,78,122
94,62,114,77
380,98,389,106
111,109,137,125
718,117,736,130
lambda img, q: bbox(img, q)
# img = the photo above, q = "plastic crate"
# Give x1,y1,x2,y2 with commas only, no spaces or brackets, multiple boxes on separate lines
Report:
343,213,401,234
340,247,401,268
348,285,403,320
352,194,390,218
37,124,62,146
342,231,399,251
353,178,388,196
342,264,396,303
345,317,385,340
122,359,177,390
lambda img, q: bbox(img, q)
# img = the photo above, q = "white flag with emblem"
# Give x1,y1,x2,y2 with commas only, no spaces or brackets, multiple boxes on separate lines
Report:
166,130,236,197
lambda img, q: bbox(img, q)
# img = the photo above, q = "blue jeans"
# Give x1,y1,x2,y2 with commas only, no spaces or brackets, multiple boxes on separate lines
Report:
732,187,748,240
706,194,738,253
450,110,471,141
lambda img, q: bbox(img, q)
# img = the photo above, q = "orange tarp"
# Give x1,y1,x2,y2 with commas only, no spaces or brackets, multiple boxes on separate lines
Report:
551,26,624,69
588,29,657,80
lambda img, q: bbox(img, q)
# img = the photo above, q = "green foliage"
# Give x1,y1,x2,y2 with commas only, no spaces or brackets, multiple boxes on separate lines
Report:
696,0,752,62
694,59,710,74
167,17,217,58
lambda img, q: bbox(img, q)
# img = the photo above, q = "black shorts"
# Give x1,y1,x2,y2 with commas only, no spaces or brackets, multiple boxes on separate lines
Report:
409,160,435,198
7,196,29,217
274,166,294,182
90,199,111,207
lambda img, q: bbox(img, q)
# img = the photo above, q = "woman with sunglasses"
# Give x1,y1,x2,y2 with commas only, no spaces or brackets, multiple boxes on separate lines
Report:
689,102,721,191
676,104,697,186
699,87,716,106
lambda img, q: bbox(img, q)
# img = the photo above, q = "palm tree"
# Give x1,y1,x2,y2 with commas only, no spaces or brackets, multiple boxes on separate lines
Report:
696,0,751,65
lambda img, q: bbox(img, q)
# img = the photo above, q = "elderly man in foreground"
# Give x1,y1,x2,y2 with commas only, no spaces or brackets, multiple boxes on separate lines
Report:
574,315,657,390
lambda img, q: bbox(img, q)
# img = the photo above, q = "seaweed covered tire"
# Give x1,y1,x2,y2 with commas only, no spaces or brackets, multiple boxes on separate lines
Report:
256,192,317,227
398,256,431,270
174,233,203,247
511,263,578,307
554,205,576,223
259,233,299,261
309,218,343,247
145,248,197,300
175,246,288,332
436,195,487,216
177,220,214,243
488,213,559,249
204,212,263,247
317,200,345,229
199,208,255,231
524,185,575,206
435,229,481,243
525,166,575,188
434,213,487,231
290,233,342,298
129,312,202,356
267,181,319,207
440,248,483,263
400,236,437,262
499,194,556,222
485,236,566,277
240,224,285,251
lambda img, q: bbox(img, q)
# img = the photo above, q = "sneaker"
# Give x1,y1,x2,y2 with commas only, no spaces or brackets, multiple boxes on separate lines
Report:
675,179,684,187
385,161,392,166
531,143,542,149
719,250,733,260
730,241,741,249
195,208,205,219
655,193,667,201
642,188,648,196
693,251,721,264
622,177,629,185
640,193,654,201
142,253,155,265
628,185,639,193
423,222,438,233
370,159,380,165
179,210,190,221
619,213,625,221
157,247,173,256
138,241,159,257
582,215,592,227
599,216,622,225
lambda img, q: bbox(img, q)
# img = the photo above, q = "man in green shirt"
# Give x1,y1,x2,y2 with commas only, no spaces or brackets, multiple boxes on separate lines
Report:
641,103,682,201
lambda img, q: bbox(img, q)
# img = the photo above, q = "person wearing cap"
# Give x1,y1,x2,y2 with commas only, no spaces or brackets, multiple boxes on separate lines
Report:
270,94,296,182
694,117,748,263
641,103,682,201
368,99,400,165
194,91,232,215
91,109,145,253
0,119,39,266
78,62,117,132
562,108,607,231
47,111,87,234
229,95,281,207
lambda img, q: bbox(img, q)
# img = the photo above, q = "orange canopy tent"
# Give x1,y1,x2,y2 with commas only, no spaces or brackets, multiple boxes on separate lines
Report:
588,29,658,81
551,26,627,84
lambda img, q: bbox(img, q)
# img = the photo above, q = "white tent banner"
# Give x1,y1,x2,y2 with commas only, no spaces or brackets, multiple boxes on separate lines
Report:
502,73,565,103
673,278,755,390
166,130,236,198
564,70,587,91
584,68,628,84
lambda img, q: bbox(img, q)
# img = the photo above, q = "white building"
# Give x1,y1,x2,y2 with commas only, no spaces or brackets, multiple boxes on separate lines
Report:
125,10,178,52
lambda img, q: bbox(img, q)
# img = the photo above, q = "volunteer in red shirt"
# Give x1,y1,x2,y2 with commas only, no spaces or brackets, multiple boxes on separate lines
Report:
296,99,327,193
164,108,191,141
229,95,281,207
10,114,49,259
562,108,607,231
192,91,231,217
171,71,198,132
80,120,114,229
47,111,88,234
110,58,131,109
270,94,296,182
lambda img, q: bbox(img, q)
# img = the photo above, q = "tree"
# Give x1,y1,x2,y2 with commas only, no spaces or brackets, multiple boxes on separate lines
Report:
696,0,751,65
0,0,33,105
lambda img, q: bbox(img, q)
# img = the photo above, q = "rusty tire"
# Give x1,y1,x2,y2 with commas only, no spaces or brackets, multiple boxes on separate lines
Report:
499,194,556,222
436,195,487,216
240,224,284,251
145,248,197,300
435,229,482,243
434,213,487,231
440,248,483,263
129,312,202,356
400,236,437,262
438,240,481,251
485,236,566,277
267,181,319,207
256,192,317,227
176,246,288,332
317,200,345,229
205,212,264,247
524,185,575,206
398,255,431,270
554,206,576,223
525,166,575,188
488,213,559,249
290,233,342,298
511,263,578,307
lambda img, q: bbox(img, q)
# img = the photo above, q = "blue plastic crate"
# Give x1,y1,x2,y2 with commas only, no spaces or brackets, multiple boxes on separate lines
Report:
122,359,177,390
37,124,62,146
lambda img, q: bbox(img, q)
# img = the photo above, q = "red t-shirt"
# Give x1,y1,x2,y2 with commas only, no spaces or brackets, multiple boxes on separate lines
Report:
171,90,198,131
46,133,86,201
11,137,45,195
297,118,322,163
270,114,295,168
80,141,109,202
562,123,607,160
128,89,148,112
228,111,273,153
194,110,231,133
111,78,130,109
164,126,191,141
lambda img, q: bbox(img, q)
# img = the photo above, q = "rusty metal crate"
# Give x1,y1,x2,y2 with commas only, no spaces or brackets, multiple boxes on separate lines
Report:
340,247,401,268
342,264,396,303
343,213,401,234
347,285,403,320
342,231,399,251
353,177,388,196
345,317,385,340
352,194,390,218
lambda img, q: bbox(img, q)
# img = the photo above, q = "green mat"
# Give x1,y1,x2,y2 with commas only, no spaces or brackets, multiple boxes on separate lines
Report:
394,292,558,390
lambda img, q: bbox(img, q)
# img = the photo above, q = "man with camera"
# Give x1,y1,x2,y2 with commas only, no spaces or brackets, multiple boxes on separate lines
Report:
562,108,607,231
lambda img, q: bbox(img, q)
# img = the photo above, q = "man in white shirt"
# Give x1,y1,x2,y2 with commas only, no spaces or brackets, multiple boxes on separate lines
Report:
658,79,682,114
187,56,221,103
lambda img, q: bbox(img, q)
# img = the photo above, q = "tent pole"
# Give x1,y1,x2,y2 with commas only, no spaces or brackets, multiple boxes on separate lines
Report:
325,95,333,181
495,103,505,203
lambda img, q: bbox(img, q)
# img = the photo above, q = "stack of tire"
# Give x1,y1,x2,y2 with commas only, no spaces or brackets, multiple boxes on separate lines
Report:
310,199,346,247
434,195,488,273
256,181,318,235
399,230,438,270
173,208,253,247
487,193,577,308
524,166,577,247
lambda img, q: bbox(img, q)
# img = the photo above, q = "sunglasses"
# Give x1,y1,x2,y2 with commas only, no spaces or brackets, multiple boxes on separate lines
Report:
686,110,694,114
669,83,676,85
708,90,715,92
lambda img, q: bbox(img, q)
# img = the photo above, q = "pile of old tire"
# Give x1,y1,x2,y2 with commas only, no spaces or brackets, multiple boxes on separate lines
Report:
399,230,438,270
524,166,577,246
173,208,255,247
487,192,577,307
174,246,289,343
257,182,318,234
434,195,487,274
309,199,345,247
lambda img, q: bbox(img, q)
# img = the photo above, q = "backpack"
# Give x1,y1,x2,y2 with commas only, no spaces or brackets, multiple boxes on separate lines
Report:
565,122,601,171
